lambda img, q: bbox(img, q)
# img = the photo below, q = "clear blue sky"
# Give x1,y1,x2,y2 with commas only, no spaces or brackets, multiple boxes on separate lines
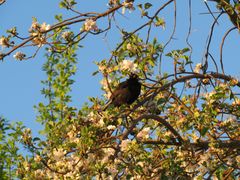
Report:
0,0,239,137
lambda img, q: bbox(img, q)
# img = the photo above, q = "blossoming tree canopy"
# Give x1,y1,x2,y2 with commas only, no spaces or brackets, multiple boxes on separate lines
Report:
0,0,240,179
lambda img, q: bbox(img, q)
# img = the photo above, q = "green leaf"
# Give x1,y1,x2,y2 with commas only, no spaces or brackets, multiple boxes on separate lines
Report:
165,52,173,57
230,91,234,100
137,4,143,10
144,3,152,9
181,47,190,54
200,127,208,136
92,71,99,76
155,16,165,27
59,1,67,8
33,137,41,142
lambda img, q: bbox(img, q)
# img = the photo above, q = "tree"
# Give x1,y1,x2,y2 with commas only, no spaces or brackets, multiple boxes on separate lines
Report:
0,0,240,179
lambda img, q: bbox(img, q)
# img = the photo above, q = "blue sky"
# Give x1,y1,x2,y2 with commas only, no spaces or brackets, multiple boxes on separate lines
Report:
0,0,239,137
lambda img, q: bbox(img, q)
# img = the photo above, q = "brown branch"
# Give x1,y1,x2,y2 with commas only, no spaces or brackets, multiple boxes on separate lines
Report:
159,0,176,74
128,72,240,115
121,114,184,143
0,0,5,6
108,0,175,65
142,139,240,149
219,27,237,74
202,12,223,73
208,0,240,30
1,4,124,60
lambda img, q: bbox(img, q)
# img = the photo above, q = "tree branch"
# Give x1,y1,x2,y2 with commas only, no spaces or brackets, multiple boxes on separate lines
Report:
142,139,240,149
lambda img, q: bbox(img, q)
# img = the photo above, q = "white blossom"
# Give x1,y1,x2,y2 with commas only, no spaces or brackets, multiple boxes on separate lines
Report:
98,64,106,72
52,148,66,161
98,118,105,127
40,22,51,32
119,59,138,73
13,52,26,60
120,139,131,151
67,130,78,143
0,36,9,48
29,21,39,31
137,127,150,139
232,98,240,106
122,1,134,14
107,125,116,130
34,169,45,178
62,31,73,41
108,0,118,6
194,63,202,73
83,19,98,31
100,78,111,90
87,111,96,122
34,155,41,163
236,155,240,163
126,43,135,51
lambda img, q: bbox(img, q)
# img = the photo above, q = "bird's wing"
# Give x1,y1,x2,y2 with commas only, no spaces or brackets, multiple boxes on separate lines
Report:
111,88,131,107
103,80,133,110
114,81,129,91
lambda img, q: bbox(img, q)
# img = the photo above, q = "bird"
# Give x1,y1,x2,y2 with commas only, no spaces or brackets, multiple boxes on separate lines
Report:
103,74,141,110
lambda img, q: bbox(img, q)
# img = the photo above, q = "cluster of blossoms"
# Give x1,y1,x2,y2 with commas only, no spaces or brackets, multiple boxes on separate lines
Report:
29,21,51,32
232,98,240,106
122,0,134,8
13,51,26,60
102,148,115,163
52,148,67,161
83,19,98,32
61,31,74,41
21,128,32,145
29,20,51,47
67,129,80,144
87,111,105,127
229,78,239,86
97,61,114,75
194,63,202,73
119,59,138,73
100,78,112,99
126,43,136,52
122,0,134,14
29,150,84,179
120,139,132,151
0,36,11,48
108,0,119,7
136,127,150,139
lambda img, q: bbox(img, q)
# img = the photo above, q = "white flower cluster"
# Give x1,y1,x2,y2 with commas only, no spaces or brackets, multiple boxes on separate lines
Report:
29,21,50,32
87,111,105,127
0,36,10,48
232,98,240,106
21,128,32,144
194,63,202,73
13,51,26,60
119,59,138,73
120,139,131,151
122,0,134,14
108,0,119,6
100,78,112,99
61,31,74,41
137,127,150,139
102,148,115,163
29,21,51,46
83,19,98,32
52,148,66,161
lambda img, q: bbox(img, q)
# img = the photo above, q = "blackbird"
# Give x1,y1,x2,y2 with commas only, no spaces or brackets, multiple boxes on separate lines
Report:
103,74,141,110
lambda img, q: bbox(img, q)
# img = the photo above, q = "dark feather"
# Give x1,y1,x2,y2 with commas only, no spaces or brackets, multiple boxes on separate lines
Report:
103,74,141,110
